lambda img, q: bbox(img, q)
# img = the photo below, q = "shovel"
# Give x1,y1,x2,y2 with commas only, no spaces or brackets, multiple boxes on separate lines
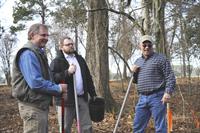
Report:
113,76,134,133
73,74,81,133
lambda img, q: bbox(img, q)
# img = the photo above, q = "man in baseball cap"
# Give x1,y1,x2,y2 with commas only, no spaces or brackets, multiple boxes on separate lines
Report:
131,34,176,133
138,35,154,58
140,35,153,44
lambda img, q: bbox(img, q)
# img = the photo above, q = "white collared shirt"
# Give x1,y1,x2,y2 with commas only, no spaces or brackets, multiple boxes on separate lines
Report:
63,52,84,95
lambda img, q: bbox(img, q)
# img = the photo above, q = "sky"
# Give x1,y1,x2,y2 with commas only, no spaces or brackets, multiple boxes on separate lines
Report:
0,0,14,27
0,0,40,50
0,0,24,49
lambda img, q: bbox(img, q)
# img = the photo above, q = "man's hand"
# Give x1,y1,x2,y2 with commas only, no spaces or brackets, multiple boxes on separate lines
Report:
131,65,140,73
67,64,76,74
59,84,68,93
161,93,171,104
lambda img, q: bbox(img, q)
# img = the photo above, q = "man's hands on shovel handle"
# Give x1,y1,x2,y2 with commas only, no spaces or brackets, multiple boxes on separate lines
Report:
161,93,171,104
131,65,140,73
67,64,76,75
60,84,67,93
59,83,68,99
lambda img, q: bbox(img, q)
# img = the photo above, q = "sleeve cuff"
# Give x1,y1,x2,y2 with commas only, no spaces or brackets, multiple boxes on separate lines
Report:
165,88,173,95
58,84,62,93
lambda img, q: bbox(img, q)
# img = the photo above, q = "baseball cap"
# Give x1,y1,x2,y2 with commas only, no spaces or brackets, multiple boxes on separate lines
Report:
140,35,153,44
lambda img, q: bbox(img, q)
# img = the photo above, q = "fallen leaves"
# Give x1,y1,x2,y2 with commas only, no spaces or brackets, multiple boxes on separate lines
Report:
1,78,200,133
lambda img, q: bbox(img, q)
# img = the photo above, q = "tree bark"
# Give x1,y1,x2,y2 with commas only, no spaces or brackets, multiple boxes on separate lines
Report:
152,0,168,56
86,0,117,111
142,0,151,34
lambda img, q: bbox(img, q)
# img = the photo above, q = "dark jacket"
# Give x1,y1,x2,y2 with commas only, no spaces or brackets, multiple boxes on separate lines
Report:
12,42,52,110
50,50,97,106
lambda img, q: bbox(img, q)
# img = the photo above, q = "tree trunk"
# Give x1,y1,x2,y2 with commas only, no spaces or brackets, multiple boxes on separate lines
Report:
152,0,168,56
5,71,11,86
75,26,79,52
179,5,187,77
40,0,46,24
86,0,117,111
123,63,128,79
142,0,151,34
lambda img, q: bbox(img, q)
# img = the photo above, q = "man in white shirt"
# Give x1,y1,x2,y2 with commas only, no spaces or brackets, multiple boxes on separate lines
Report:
50,36,97,133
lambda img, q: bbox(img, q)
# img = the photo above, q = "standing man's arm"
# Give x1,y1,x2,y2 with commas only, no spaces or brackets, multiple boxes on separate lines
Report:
161,58,176,103
131,64,140,83
162,59,176,94
19,50,65,96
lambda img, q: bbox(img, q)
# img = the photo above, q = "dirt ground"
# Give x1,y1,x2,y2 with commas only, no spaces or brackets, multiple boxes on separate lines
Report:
1,78,200,133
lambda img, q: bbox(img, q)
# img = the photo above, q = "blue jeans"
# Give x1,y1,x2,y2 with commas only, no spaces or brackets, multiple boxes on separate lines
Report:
133,91,167,133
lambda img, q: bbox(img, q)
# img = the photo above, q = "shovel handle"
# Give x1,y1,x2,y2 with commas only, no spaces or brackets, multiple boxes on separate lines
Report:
60,80,65,133
73,75,81,133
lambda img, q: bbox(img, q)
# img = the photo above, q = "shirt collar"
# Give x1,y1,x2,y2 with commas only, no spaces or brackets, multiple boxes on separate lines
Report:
142,52,154,60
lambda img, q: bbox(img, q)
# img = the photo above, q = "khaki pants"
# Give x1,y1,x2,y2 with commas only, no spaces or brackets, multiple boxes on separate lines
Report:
18,102,49,133
57,97,92,133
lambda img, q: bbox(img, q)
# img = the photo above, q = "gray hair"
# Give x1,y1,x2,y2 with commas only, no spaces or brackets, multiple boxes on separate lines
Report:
28,23,48,40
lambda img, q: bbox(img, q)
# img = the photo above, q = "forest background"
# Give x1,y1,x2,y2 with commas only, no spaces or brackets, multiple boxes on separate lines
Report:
1,0,200,132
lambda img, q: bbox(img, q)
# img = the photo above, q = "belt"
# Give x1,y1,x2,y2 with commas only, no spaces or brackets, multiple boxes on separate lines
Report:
140,88,164,96
78,94,84,97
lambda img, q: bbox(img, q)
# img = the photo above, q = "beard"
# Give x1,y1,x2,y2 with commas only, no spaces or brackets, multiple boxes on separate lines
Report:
66,47,75,54
68,49,75,54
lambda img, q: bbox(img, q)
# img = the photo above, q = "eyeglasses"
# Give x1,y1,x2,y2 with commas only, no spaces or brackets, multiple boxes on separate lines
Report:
63,43,74,46
38,34,49,37
142,44,152,48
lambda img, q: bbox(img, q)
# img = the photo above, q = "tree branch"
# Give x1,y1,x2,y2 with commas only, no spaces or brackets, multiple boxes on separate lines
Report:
108,46,131,73
87,8,145,34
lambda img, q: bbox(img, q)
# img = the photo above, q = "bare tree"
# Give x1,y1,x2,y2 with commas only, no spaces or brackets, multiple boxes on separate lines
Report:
170,0,200,78
51,0,87,53
0,34,16,86
117,16,134,79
